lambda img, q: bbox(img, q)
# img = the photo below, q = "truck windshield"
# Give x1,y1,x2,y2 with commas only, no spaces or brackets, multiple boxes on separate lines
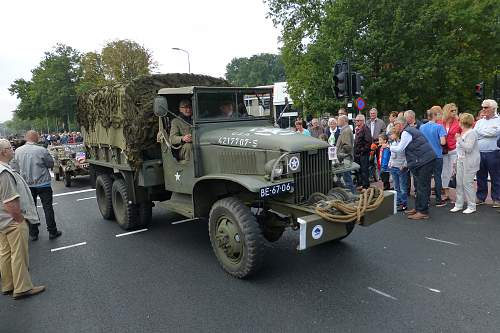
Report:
197,90,272,121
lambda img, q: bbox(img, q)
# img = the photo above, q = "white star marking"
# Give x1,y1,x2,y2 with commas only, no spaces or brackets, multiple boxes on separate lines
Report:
175,172,181,181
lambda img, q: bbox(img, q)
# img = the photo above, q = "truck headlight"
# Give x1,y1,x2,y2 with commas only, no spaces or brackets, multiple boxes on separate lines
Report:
272,164,284,178
265,159,284,178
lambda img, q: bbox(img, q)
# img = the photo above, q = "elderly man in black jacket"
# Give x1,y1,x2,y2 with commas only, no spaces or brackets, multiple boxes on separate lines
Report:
390,117,437,220
354,114,373,189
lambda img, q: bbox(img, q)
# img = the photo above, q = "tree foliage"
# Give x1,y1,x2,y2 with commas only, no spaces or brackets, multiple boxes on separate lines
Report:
9,39,158,128
9,44,81,129
265,0,499,117
101,40,157,82
225,53,286,86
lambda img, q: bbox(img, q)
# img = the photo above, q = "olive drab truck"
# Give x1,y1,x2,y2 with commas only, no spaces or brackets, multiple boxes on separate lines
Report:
78,74,395,278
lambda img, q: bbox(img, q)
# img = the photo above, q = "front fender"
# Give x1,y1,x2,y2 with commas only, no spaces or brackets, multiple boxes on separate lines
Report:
192,174,294,218
194,174,293,193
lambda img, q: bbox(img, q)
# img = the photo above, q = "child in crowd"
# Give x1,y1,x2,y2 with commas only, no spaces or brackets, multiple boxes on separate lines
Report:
377,134,391,190
387,128,408,211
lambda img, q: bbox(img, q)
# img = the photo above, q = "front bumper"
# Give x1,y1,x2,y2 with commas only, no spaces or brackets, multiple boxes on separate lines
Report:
297,190,396,250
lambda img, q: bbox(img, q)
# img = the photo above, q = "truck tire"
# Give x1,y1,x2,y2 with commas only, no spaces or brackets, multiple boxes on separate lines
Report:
112,179,138,230
96,175,114,220
64,171,72,187
209,197,265,278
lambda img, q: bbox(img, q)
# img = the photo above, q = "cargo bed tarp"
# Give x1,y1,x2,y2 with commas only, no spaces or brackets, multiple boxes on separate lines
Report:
77,73,229,168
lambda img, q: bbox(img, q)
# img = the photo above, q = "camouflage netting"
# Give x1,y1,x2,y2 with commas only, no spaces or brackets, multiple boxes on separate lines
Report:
77,73,230,168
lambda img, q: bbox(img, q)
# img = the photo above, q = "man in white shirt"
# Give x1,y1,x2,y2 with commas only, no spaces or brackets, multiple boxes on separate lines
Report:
474,99,500,207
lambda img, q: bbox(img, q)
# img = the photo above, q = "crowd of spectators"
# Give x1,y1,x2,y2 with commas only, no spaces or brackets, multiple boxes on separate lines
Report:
41,131,83,146
293,99,500,219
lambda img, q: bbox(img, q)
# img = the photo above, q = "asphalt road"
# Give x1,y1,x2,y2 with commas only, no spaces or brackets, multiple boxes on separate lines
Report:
1,175,499,333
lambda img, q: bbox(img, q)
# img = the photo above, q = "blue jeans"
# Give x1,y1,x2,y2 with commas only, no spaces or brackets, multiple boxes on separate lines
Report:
433,158,443,202
477,151,500,202
342,171,355,194
390,167,408,206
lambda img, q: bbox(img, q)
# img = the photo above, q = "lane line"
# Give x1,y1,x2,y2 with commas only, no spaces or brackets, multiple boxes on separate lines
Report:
115,229,148,238
171,218,198,225
53,189,95,198
37,203,58,208
416,284,441,293
425,237,459,246
368,287,398,300
51,242,87,252
76,196,96,201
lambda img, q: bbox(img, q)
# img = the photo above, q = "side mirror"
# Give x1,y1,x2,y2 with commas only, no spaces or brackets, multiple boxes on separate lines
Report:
153,96,169,117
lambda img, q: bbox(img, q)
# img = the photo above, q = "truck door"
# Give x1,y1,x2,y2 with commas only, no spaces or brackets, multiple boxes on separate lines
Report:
158,112,196,195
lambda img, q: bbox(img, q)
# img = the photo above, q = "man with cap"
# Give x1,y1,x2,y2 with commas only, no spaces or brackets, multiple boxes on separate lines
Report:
170,99,193,161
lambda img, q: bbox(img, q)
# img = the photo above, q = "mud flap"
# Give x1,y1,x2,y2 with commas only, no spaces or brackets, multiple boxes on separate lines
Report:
297,191,396,250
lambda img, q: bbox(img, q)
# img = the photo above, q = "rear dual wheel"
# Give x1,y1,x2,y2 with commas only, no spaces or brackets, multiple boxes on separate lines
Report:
111,179,152,230
96,175,114,220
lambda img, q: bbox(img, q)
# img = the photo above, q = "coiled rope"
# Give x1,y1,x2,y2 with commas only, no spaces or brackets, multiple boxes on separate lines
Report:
314,187,385,224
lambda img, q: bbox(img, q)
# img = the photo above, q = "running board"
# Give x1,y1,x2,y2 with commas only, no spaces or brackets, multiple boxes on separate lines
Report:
159,193,193,218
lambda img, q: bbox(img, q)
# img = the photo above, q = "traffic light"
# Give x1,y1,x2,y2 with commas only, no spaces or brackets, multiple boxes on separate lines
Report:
334,71,348,99
475,82,484,100
352,72,364,97
333,61,348,99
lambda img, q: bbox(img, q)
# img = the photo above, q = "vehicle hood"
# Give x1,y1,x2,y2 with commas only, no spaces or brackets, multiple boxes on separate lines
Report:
200,125,329,152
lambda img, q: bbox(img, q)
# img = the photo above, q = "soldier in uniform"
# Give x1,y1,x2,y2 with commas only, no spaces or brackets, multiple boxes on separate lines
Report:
169,99,193,161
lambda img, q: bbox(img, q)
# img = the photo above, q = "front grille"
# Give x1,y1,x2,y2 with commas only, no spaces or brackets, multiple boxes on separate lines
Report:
219,151,256,174
293,148,333,203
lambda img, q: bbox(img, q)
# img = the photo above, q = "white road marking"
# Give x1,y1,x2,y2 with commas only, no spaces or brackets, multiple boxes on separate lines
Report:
425,237,459,246
172,218,198,225
115,229,148,238
76,196,96,201
37,203,58,208
416,284,441,293
53,189,95,197
51,242,87,252
368,287,398,300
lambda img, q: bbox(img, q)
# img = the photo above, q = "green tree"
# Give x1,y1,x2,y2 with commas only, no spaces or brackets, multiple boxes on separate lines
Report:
225,53,286,86
101,39,157,82
77,52,106,94
9,44,81,129
266,0,499,117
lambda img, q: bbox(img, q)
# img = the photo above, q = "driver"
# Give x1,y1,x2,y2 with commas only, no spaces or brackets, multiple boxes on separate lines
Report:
169,99,193,161
218,100,235,118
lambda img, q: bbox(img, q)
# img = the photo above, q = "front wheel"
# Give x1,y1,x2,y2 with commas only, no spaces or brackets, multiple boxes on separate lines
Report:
64,171,72,187
209,197,265,278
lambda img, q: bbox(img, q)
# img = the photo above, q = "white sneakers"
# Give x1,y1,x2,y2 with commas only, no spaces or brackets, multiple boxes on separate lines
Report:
463,208,476,214
450,206,476,214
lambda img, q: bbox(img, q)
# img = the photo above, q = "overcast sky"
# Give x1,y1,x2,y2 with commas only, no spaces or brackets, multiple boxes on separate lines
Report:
0,0,281,122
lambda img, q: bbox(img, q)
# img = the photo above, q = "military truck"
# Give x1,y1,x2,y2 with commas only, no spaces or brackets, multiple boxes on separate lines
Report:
79,75,395,278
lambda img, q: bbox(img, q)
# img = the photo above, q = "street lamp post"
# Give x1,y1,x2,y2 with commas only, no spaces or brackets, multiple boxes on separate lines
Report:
172,47,191,74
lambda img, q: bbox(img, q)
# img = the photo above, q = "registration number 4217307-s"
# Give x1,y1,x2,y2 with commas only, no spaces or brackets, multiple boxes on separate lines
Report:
259,181,294,199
